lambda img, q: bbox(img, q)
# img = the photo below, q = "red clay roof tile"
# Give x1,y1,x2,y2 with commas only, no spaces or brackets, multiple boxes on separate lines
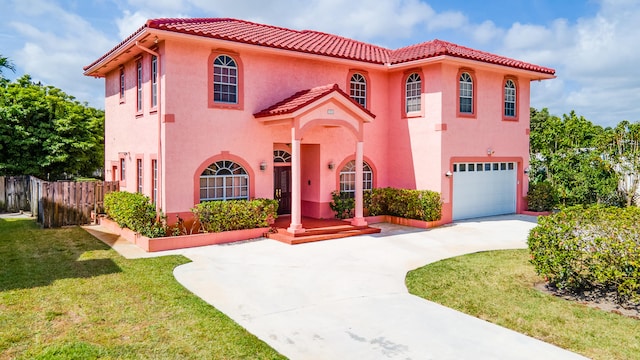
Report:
84,18,555,76
253,83,376,119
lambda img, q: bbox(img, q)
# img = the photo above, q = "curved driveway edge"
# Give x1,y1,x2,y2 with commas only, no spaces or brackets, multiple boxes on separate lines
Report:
173,215,586,359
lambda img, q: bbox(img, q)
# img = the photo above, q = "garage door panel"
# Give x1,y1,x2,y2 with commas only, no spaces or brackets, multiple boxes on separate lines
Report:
452,162,516,220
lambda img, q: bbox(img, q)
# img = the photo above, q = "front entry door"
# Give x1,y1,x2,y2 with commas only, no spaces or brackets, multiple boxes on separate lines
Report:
274,166,292,214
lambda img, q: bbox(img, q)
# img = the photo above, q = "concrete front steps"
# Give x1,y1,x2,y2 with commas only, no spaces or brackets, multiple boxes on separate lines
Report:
267,216,381,244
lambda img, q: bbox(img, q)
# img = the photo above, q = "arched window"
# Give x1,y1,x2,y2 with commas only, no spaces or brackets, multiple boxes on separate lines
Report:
459,72,473,114
213,55,238,104
504,79,516,118
273,150,291,163
405,73,421,113
199,160,248,201
340,160,373,197
350,73,366,107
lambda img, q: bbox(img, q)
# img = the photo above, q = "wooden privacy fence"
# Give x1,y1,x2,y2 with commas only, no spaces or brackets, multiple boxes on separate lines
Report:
0,176,31,212
32,178,120,228
0,176,119,228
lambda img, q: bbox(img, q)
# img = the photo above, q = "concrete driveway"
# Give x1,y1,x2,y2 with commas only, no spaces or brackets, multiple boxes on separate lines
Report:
170,215,586,360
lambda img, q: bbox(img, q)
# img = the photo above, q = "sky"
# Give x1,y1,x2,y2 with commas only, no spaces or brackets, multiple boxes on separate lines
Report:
0,0,638,127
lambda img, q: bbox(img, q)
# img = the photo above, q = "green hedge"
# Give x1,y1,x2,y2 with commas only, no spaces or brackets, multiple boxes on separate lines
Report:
192,199,278,233
329,191,355,219
103,191,165,238
368,187,442,221
528,205,640,303
526,181,557,212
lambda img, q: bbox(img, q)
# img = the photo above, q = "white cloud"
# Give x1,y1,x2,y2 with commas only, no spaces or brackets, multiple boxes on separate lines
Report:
7,1,117,107
497,1,640,126
469,20,503,44
115,10,150,39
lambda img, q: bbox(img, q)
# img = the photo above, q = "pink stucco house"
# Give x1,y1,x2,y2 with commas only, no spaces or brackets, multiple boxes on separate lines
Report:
84,18,555,232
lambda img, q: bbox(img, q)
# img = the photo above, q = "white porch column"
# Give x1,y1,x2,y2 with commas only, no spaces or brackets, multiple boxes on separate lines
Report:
287,128,304,234
351,141,368,226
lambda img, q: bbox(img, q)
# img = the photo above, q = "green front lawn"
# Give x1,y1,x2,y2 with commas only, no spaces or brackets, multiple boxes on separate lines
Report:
406,249,640,360
0,217,284,359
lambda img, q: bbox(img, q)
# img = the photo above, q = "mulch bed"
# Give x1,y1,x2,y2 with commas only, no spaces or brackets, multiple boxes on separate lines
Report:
535,282,640,320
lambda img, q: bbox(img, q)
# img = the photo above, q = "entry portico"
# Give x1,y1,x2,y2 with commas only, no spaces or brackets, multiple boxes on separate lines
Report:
254,84,375,234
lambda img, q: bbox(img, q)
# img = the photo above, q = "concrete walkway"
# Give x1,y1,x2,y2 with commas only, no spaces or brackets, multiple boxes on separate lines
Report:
85,215,587,359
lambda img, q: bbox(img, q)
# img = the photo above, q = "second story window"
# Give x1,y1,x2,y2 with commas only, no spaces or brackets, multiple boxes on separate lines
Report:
136,60,143,112
459,72,473,114
151,55,158,108
405,73,421,113
349,73,366,108
119,67,125,99
213,55,237,104
504,79,517,118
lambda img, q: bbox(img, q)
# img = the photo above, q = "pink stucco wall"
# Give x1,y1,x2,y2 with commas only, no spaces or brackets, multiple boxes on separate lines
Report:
102,32,544,223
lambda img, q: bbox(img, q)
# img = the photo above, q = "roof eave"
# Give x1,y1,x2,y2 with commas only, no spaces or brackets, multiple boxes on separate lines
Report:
387,54,555,79
83,27,155,77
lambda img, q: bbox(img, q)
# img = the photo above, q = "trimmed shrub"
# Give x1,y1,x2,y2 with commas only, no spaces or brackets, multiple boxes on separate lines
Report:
528,205,640,303
103,191,165,238
329,191,355,219
367,187,442,222
526,181,557,212
192,198,278,233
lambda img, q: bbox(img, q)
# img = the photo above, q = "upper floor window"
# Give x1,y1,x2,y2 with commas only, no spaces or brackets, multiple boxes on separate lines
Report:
339,160,373,197
213,55,238,104
405,73,421,113
136,60,143,112
151,55,158,108
459,72,473,114
349,73,367,108
504,79,517,118
119,67,125,99
199,160,248,201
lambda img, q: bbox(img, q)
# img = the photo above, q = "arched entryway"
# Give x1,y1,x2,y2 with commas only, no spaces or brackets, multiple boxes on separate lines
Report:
254,84,376,234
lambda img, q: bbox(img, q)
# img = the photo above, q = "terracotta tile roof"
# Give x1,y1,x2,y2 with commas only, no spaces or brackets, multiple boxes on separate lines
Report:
389,39,554,73
84,18,555,76
253,84,376,119
150,18,390,64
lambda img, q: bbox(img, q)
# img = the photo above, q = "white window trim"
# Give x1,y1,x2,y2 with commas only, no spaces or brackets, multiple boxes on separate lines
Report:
340,160,373,196
199,160,249,201
213,55,238,104
350,73,366,108
459,72,473,114
405,73,421,113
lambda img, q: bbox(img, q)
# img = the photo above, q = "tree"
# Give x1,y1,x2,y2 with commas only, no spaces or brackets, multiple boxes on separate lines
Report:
529,108,619,206
603,120,640,206
0,75,104,179
0,54,16,79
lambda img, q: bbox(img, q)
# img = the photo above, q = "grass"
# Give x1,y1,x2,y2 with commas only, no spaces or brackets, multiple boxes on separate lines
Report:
0,217,284,359
406,249,640,360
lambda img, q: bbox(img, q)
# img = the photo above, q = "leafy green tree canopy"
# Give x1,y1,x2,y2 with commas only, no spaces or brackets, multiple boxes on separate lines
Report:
0,74,104,180
529,108,619,206
0,54,16,79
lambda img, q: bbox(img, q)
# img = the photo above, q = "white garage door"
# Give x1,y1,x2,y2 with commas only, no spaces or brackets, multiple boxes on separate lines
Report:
452,162,517,220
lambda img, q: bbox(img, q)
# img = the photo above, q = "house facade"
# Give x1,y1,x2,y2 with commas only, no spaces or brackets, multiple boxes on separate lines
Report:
84,18,555,232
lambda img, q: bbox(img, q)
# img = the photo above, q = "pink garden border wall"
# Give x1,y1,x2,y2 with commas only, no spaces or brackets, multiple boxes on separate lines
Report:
364,215,447,229
98,216,269,252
